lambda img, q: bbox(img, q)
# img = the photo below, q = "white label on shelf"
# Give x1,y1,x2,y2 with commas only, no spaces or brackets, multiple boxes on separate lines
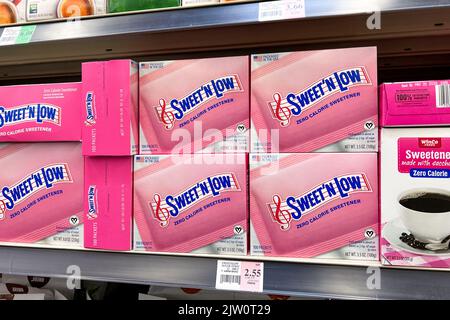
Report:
258,0,305,22
0,25,36,46
215,260,264,292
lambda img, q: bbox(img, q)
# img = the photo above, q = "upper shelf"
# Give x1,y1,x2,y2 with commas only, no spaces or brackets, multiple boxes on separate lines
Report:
0,0,450,70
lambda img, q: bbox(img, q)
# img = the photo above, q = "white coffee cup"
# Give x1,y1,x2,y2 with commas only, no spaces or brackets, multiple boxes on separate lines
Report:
397,188,450,243
0,0,18,24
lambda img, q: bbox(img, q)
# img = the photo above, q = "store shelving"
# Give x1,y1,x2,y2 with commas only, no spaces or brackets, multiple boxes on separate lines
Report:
0,0,450,300
1,245,450,299
1,0,450,80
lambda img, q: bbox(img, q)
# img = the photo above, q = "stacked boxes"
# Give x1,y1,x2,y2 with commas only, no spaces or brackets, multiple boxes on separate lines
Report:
0,83,83,248
135,56,250,255
82,59,138,251
250,47,380,262
380,80,450,268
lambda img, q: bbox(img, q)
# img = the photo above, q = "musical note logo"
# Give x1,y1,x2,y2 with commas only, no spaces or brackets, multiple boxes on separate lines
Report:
272,93,292,127
151,194,171,228
157,99,175,130
270,195,292,230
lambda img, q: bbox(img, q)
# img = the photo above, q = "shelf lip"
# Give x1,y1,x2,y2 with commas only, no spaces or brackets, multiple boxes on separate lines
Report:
1,245,450,299
1,0,450,46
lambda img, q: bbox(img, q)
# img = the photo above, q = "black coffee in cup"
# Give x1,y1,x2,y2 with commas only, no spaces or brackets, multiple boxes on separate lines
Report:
400,192,450,213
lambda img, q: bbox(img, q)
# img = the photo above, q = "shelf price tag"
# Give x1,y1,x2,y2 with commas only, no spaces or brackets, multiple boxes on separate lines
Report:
0,25,36,46
259,0,305,22
215,260,264,292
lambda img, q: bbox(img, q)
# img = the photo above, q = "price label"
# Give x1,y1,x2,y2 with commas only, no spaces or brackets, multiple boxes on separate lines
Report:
258,0,305,22
0,25,36,46
215,260,264,292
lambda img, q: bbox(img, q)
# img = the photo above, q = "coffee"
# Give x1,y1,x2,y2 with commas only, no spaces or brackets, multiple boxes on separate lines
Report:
60,0,93,17
400,192,450,213
0,3,16,24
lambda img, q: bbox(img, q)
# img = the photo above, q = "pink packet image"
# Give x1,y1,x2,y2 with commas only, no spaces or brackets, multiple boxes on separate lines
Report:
251,47,378,153
84,156,133,251
0,142,83,247
82,59,139,156
0,82,81,142
139,56,249,154
250,153,379,261
380,80,450,127
133,153,248,255
381,128,450,268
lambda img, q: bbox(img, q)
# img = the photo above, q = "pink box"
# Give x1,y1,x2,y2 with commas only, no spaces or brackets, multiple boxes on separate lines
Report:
139,56,249,154
84,156,133,251
0,142,83,247
381,128,450,268
251,47,378,153
250,153,379,261
82,59,139,156
134,154,248,254
380,80,450,127
0,82,81,142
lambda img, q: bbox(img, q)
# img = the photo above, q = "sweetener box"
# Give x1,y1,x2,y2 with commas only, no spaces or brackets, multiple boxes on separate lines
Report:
139,56,249,154
250,153,379,261
82,59,139,156
26,0,107,22
134,153,248,255
251,47,378,153
84,156,133,251
0,142,83,248
380,80,450,127
0,82,81,142
381,128,450,268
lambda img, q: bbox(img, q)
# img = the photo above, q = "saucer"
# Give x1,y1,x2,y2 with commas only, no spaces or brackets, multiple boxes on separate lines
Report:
383,218,450,256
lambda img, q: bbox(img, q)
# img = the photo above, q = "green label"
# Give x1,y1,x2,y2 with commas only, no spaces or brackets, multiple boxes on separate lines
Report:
15,25,36,44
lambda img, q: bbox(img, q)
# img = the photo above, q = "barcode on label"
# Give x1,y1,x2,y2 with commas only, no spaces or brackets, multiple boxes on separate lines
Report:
436,84,450,108
220,274,241,284
261,10,283,18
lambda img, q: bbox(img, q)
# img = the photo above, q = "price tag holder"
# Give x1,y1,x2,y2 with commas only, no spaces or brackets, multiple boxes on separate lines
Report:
215,260,264,292
258,0,305,22
0,25,36,46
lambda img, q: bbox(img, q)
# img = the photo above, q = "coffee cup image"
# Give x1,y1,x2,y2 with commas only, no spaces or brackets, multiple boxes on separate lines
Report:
0,0,18,25
57,0,95,18
397,188,450,244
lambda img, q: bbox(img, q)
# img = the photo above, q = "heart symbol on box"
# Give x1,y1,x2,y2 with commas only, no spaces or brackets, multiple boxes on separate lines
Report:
234,225,243,235
365,228,375,239
70,216,79,226
364,121,374,130
237,124,246,133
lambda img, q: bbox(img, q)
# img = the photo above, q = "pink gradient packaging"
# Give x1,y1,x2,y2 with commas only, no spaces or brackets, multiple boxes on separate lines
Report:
139,56,249,154
0,82,81,142
82,59,139,156
381,128,450,268
251,47,378,153
380,80,450,127
133,154,248,255
84,156,133,251
0,142,83,247
250,153,379,261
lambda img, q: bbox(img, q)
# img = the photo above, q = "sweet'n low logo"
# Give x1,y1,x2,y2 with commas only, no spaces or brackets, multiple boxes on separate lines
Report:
269,67,371,127
85,92,96,126
268,173,371,230
0,164,73,217
0,103,61,128
87,185,98,220
155,75,243,130
149,173,240,227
